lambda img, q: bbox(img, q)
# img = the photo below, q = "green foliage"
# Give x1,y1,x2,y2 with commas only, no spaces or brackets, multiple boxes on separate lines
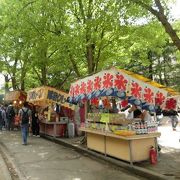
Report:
0,0,179,93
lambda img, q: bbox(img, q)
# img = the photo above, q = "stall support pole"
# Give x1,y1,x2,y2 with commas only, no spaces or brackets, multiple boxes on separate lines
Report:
85,101,88,120
104,135,107,156
45,123,46,135
154,137,159,160
54,124,56,137
128,140,133,166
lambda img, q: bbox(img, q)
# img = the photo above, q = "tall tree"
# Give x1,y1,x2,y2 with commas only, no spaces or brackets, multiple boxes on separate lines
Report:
131,0,180,51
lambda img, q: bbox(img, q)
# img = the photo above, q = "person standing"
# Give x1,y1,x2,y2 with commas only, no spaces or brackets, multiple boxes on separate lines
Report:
6,103,15,131
19,102,32,145
133,108,152,122
0,105,3,130
1,105,7,130
31,106,40,137
169,109,179,131
127,104,137,119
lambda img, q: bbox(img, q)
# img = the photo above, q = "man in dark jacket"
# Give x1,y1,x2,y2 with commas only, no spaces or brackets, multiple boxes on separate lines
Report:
6,103,15,131
19,102,32,145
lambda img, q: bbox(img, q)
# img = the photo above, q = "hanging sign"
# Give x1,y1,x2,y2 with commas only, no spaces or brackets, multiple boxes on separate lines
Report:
69,67,169,108
27,86,75,109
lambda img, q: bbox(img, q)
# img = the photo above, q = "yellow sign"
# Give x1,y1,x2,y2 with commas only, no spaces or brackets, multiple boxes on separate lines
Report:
27,86,75,110
4,91,26,102
100,113,109,123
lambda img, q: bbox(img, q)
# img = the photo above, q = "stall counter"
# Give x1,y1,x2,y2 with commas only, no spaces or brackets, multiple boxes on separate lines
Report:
40,121,67,137
79,127,161,165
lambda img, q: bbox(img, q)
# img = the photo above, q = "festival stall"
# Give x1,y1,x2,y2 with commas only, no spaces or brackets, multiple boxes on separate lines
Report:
4,90,27,106
27,86,75,137
68,67,179,164
4,90,27,127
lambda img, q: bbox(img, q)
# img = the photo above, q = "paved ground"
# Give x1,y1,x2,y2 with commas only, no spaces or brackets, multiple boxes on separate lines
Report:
56,117,180,180
137,118,180,179
0,116,180,180
0,131,146,180
0,150,12,180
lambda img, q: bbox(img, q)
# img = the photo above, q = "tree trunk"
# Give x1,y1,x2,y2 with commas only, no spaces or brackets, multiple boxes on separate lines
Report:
155,12,180,51
41,66,47,85
4,75,9,93
40,44,48,86
162,58,169,86
157,59,163,84
147,51,153,79
20,68,26,91
11,76,17,90
68,53,81,77
11,58,18,90
133,0,180,51
87,43,95,74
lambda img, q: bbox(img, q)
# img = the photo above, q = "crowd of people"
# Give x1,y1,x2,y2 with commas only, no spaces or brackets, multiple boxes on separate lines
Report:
0,102,40,145
0,103,16,131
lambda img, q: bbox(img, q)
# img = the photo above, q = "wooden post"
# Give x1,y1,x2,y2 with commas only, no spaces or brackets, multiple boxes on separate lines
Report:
47,104,51,121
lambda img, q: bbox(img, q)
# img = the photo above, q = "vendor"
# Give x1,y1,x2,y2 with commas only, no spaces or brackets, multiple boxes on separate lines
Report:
126,104,137,119
134,109,152,122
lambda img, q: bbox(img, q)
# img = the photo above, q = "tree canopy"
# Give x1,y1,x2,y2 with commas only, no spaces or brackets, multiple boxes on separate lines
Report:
0,0,179,93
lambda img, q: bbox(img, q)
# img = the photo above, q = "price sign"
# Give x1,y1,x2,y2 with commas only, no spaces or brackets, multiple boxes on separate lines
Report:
100,113,109,123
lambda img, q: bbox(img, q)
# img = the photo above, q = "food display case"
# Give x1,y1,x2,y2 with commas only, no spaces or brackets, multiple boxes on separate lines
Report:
80,112,160,164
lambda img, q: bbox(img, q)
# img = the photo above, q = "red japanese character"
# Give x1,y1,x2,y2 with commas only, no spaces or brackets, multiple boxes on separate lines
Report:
114,74,127,91
74,84,80,96
94,76,102,90
91,98,99,106
102,98,111,108
165,98,177,110
80,82,86,94
87,80,93,93
131,82,142,98
155,92,165,105
144,87,154,104
121,99,128,107
102,73,113,89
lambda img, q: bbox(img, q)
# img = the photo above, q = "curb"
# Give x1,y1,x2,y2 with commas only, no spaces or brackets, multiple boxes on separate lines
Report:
0,148,12,180
0,142,25,180
41,134,168,180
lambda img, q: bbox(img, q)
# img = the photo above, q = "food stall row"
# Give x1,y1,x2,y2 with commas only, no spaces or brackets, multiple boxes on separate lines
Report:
68,67,179,164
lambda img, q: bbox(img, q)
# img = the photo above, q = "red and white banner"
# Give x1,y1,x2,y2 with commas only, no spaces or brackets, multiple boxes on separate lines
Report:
69,68,169,106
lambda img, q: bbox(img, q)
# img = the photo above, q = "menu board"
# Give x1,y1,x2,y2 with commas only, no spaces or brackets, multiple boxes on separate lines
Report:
47,90,66,104
27,86,75,110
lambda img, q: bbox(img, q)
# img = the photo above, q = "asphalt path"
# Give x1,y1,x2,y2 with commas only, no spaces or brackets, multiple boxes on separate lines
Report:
0,131,146,180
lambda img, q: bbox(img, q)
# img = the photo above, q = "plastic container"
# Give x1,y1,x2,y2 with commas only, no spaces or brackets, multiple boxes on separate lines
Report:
68,122,75,138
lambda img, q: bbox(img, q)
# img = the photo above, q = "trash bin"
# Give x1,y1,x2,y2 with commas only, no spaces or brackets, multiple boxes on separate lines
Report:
68,122,75,138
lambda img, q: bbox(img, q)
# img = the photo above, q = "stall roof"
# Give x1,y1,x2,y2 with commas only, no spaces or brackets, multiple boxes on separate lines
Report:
69,67,179,110
119,69,179,96
70,67,179,96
